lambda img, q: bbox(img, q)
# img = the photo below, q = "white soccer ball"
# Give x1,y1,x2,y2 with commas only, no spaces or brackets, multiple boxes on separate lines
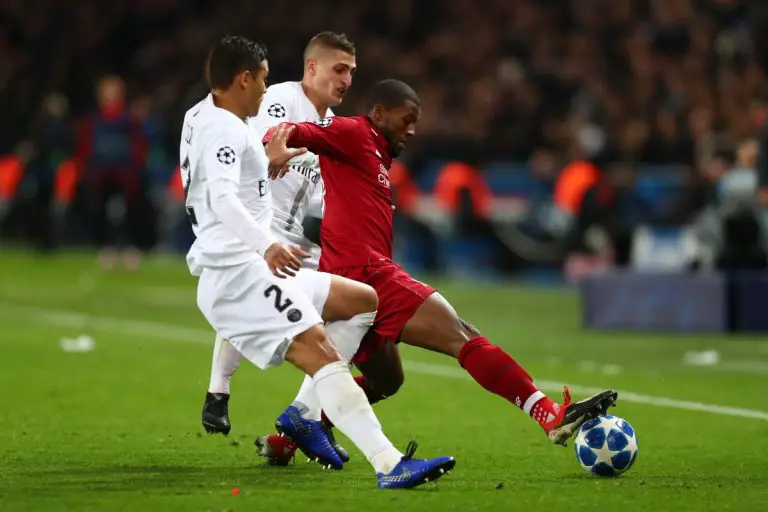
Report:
574,415,638,477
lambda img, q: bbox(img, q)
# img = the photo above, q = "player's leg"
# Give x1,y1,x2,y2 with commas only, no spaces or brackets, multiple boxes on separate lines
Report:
285,324,456,487
312,334,404,432
204,272,375,439
198,261,455,486
273,260,423,450
259,333,405,465
275,272,377,462
282,324,397,471
202,334,243,434
197,261,346,467
317,273,379,361
351,334,405,403
400,292,617,445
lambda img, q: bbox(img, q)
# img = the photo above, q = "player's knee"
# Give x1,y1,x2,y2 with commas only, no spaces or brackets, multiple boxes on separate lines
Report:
459,318,482,338
292,325,331,354
343,280,377,315
355,282,379,314
376,372,404,398
438,318,482,359
286,324,340,376
329,277,378,319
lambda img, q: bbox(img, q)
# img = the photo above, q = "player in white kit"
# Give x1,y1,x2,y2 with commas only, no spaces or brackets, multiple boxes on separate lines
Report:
201,33,362,461
183,36,454,487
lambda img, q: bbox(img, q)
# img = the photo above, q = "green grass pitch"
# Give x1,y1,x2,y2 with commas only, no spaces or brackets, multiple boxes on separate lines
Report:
1,250,767,511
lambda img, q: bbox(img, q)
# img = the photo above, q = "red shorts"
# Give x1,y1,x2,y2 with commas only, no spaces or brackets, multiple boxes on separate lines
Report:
329,261,435,364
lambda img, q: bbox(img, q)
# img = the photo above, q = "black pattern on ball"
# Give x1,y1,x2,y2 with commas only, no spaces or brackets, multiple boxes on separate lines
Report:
314,117,333,128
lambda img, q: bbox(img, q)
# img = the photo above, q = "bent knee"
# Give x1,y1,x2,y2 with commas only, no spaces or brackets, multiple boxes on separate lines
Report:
329,277,378,318
293,324,327,348
286,324,340,375
459,318,482,338
377,373,404,398
355,282,379,313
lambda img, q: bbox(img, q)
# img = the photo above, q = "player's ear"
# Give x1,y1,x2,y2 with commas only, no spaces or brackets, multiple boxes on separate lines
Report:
370,105,385,123
306,58,317,76
236,70,249,90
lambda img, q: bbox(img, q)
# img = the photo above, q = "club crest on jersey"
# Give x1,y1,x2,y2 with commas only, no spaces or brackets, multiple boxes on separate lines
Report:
217,146,236,165
314,117,333,128
267,103,286,118
287,308,303,323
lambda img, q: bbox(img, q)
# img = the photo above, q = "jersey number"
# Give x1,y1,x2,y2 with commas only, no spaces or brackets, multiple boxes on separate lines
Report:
264,285,294,312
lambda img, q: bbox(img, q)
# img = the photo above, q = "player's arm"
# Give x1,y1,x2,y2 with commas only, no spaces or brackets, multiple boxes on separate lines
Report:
264,117,361,174
203,129,307,277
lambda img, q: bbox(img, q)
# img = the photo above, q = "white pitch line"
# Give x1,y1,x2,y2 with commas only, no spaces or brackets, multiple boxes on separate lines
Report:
2,302,768,422
402,361,768,421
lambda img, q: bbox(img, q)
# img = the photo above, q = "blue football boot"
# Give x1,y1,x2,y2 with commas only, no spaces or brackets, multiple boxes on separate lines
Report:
377,441,456,489
275,405,344,470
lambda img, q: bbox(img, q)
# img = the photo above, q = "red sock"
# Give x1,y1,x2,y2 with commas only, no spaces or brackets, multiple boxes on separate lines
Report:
458,336,556,427
321,375,384,429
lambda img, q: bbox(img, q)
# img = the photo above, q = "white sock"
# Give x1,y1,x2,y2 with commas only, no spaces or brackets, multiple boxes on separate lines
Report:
208,335,244,395
292,374,322,420
312,361,402,474
325,311,376,361
291,312,375,420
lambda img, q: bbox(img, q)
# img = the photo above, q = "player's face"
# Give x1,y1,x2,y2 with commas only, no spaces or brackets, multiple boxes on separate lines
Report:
382,101,421,156
309,50,356,107
244,61,269,117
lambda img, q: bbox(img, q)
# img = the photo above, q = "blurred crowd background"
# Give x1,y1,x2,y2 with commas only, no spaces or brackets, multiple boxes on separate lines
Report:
2,0,768,278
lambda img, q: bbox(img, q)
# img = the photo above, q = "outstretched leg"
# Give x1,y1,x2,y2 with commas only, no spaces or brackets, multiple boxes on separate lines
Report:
400,292,617,445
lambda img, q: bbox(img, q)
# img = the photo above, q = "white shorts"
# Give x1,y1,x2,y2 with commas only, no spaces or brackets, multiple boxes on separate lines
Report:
197,259,323,369
291,265,331,314
302,243,322,271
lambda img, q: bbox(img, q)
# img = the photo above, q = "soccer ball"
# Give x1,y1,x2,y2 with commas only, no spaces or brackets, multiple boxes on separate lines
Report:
574,415,638,477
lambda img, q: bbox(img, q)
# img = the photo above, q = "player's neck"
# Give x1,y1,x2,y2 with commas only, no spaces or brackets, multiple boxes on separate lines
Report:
300,81,329,118
211,92,248,121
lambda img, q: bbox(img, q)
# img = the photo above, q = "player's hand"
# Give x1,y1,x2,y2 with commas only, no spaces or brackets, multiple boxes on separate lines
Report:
267,162,288,180
266,124,307,180
264,242,311,278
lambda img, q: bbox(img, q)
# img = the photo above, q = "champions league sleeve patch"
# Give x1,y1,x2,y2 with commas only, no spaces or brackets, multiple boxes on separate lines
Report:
313,117,333,128
266,103,287,118
216,146,236,165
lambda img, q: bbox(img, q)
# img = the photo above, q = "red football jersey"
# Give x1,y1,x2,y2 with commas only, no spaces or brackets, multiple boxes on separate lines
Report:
283,116,396,270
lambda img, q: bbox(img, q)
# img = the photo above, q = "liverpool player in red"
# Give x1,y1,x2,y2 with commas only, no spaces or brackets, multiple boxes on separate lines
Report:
261,79,617,466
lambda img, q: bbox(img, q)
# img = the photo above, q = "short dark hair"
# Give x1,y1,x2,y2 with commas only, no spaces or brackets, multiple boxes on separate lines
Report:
365,79,420,112
304,31,355,60
206,35,267,90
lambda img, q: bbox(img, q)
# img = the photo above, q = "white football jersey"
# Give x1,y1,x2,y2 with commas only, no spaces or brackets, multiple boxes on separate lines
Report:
250,82,330,256
181,94,272,274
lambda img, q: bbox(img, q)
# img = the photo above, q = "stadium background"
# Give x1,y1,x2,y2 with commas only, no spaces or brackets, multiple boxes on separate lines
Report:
2,1,768,510
2,0,768,275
